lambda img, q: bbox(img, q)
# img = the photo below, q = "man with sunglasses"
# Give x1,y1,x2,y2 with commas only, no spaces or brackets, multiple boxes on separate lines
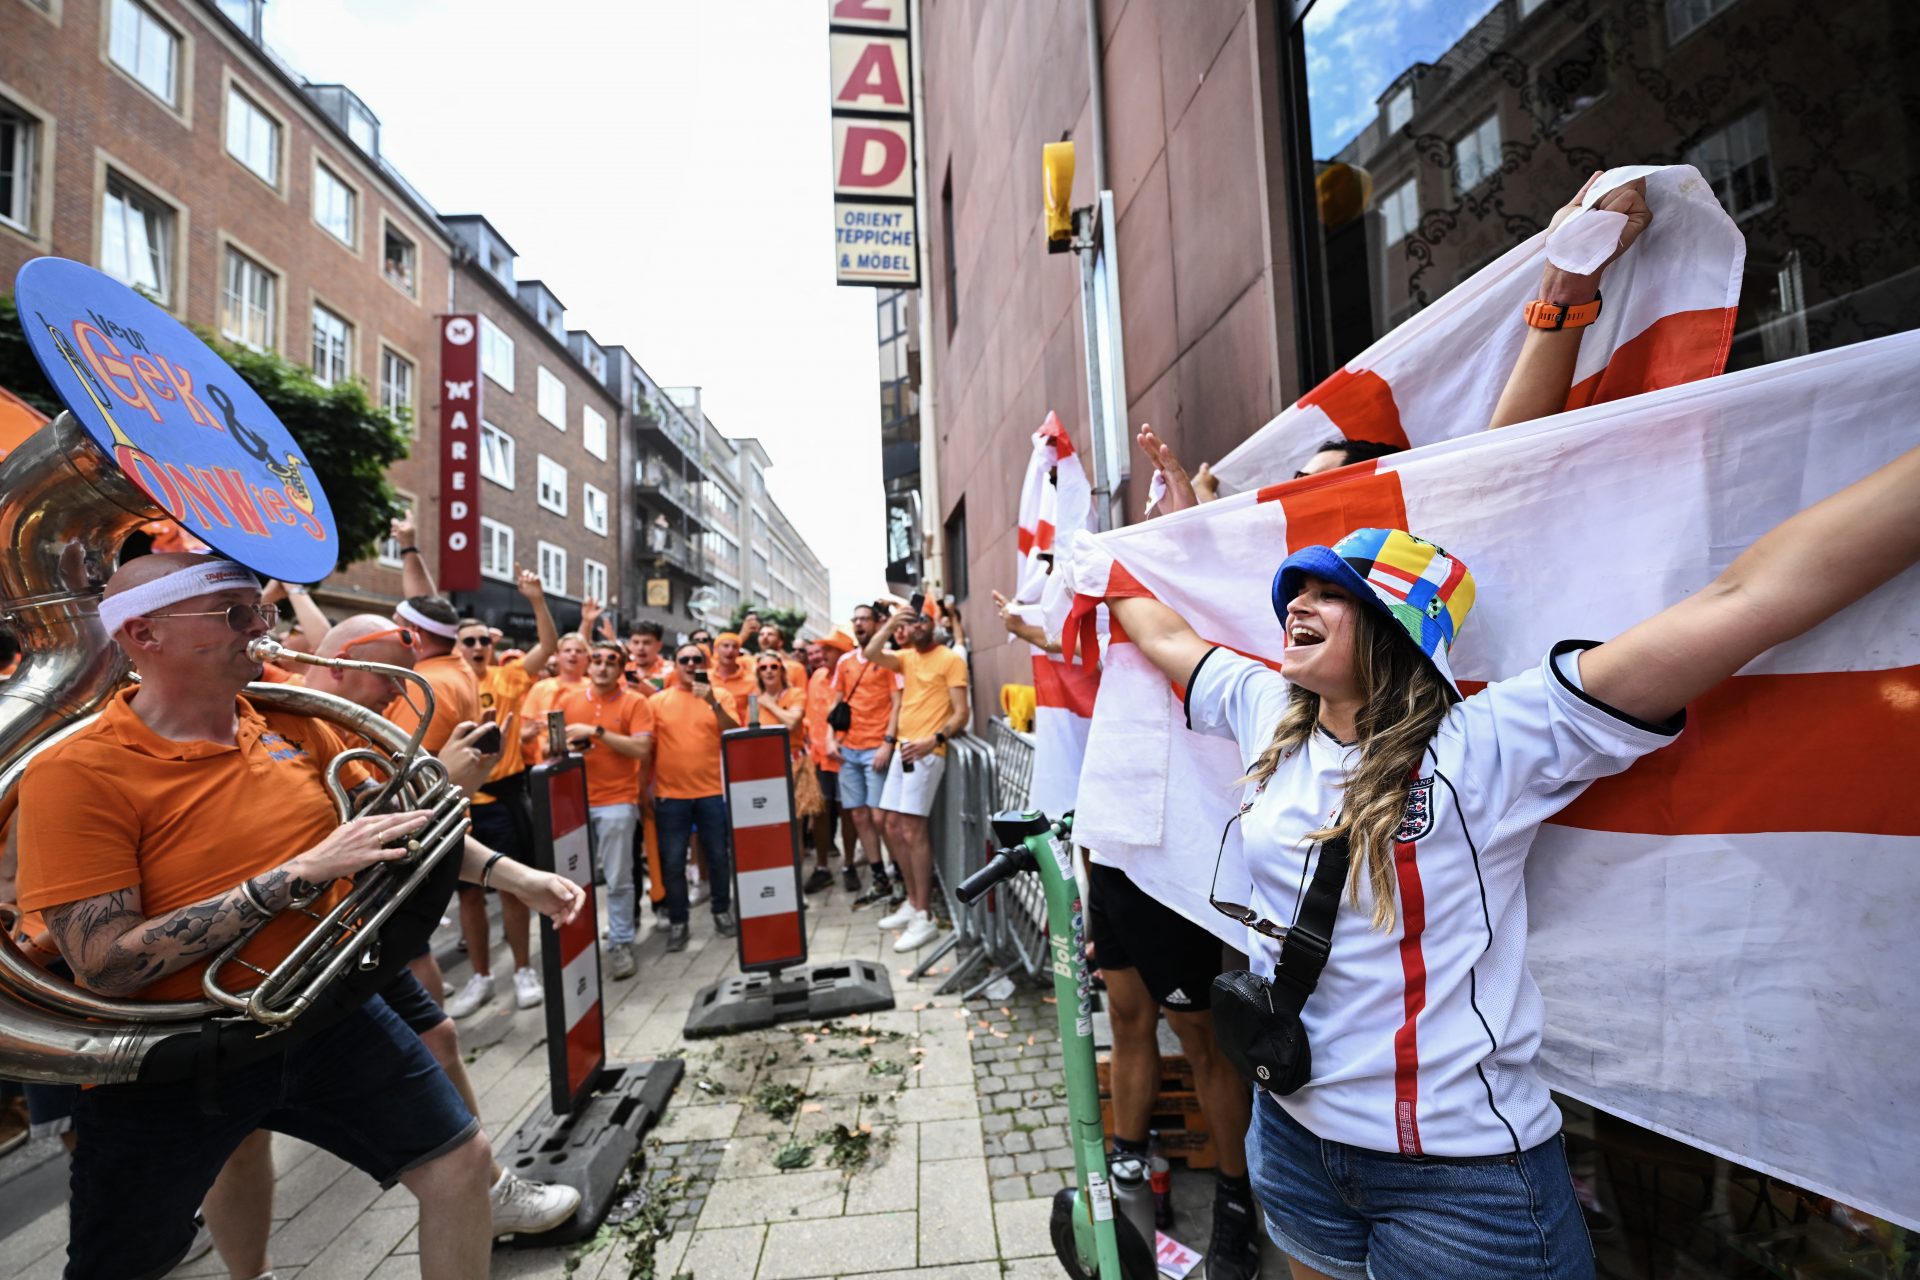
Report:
445,568,561,1020
386,595,481,754
558,642,657,979
650,643,740,953
15,554,497,1279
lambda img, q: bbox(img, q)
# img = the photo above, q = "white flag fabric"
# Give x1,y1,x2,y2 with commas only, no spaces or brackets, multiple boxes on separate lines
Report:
1210,165,1745,490
1011,412,1098,816
1066,330,1920,1230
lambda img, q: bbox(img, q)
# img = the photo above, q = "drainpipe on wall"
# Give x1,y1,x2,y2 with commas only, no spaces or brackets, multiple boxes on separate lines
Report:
909,0,944,593
1077,0,1130,532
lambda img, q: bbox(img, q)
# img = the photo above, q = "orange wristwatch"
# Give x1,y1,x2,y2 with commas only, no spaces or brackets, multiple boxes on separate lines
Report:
1522,292,1602,330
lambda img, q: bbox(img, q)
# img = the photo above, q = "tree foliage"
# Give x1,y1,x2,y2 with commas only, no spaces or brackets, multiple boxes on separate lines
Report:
0,294,411,571
729,602,809,641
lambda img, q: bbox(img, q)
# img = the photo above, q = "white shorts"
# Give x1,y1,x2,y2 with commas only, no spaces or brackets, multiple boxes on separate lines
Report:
877,748,946,817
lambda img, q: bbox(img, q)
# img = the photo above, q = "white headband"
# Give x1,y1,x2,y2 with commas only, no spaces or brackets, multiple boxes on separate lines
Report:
97,559,262,636
395,598,461,639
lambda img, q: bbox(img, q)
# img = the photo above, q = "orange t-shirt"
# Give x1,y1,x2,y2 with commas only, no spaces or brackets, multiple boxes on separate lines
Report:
709,662,756,716
754,685,807,746
896,644,969,751
650,686,736,800
15,688,357,1002
520,673,586,763
805,668,839,771
474,663,536,802
832,651,903,750
625,656,670,692
385,652,480,754
555,684,654,808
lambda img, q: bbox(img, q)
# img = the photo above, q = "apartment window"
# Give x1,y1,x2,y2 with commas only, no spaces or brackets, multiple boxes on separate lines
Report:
1380,178,1419,246
101,173,173,304
582,483,608,536
479,421,515,488
378,494,415,567
309,304,351,387
221,246,276,348
479,315,514,391
1453,112,1502,192
583,406,607,460
582,559,608,604
313,163,355,247
1384,85,1413,134
537,541,567,595
480,518,514,582
225,86,279,185
109,0,180,106
1687,108,1774,221
0,101,35,233
1667,0,1737,43
379,347,414,426
537,454,567,515
382,222,417,294
537,367,566,428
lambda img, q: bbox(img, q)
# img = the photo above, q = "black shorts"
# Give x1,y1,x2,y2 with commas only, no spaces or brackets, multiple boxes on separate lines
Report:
1087,860,1226,1011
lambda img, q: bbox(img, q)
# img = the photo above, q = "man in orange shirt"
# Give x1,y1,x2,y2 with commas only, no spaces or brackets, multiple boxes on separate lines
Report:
387,595,482,753
709,630,756,712
624,620,670,691
14,554,493,1280
557,643,656,979
830,603,905,904
446,568,560,1019
520,623,595,759
803,633,856,894
866,600,971,952
650,643,741,953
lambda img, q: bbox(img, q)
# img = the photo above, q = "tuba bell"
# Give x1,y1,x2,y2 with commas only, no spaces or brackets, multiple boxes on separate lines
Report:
0,409,470,1084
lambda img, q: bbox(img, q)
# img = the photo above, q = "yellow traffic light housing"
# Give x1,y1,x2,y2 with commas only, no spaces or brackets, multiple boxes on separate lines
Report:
1044,141,1076,254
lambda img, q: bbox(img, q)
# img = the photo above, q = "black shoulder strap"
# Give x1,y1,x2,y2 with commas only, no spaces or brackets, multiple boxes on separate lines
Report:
1269,832,1351,1017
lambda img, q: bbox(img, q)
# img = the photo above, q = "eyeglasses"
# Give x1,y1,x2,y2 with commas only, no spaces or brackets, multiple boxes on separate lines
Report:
338,626,415,659
1207,804,1289,940
675,654,703,666
459,635,494,647
147,603,277,632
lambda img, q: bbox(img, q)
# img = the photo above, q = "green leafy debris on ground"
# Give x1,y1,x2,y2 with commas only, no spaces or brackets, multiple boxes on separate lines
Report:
565,1147,684,1280
866,1059,904,1076
754,1081,807,1122
773,1138,816,1170
821,1123,875,1172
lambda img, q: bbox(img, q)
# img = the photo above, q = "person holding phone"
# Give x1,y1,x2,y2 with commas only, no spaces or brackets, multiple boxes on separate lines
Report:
557,643,656,981
648,644,742,954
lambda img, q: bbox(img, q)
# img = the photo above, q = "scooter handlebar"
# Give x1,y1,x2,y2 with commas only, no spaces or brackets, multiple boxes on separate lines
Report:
957,849,1022,905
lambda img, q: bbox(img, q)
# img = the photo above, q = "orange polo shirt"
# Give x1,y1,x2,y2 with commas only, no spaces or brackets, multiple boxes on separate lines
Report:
385,652,480,754
650,686,739,800
520,673,586,763
16,688,357,1002
832,651,903,751
805,668,839,771
555,683,654,808
473,663,536,803
709,662,756,716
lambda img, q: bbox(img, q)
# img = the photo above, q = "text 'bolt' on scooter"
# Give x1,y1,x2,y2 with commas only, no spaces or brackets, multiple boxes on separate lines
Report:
957,810,1156,1280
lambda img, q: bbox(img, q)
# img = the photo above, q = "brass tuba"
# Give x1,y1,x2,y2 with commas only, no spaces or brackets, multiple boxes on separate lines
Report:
0,411,469,1084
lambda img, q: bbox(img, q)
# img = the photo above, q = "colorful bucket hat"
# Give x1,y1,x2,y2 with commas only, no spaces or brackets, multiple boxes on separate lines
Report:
1272,528,1477,695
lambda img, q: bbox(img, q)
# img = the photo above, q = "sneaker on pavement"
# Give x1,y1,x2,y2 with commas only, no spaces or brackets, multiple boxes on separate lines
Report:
490,1168,582,1237
652,901,671,927
445,973,495,1019
605,943,636,981
893,911,939,952
841,866,861,892
876,901,917,930
852,885,888,909
667,922,691,953
713,910,738,938
688,880,711,906
803,868,833,894
512,966,544,1009
1206,1185,1263,1280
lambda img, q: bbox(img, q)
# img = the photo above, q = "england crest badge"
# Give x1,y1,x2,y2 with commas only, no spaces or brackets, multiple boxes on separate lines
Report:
1396,776,1435,843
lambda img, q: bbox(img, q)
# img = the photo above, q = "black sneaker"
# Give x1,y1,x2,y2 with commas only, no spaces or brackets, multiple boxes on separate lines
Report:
666,923,690,953
841,866,861,892
803,868,833,894
852,883,889,910
1207,1187,1262,1280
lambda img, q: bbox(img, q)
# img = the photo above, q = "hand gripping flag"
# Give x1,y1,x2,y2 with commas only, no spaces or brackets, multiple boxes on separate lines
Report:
1010,412,1100,816
1209,165,1745,490
1067,329,1920,1230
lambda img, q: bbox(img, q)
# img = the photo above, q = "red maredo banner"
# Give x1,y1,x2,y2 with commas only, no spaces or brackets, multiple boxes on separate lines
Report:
13,257,338,584
437,315,481,592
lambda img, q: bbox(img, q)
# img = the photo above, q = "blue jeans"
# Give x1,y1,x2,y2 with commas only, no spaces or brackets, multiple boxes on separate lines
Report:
1247,1092,1594,1280
654,794,732,925
589,803,641,944
836,745,882,808
66,996,476,1280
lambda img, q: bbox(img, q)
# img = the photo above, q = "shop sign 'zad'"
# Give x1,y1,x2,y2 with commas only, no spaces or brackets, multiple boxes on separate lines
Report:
13,256,339,584
828,0,919,287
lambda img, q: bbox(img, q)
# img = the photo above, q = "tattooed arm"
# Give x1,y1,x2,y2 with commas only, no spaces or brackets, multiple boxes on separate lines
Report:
43,808,434,998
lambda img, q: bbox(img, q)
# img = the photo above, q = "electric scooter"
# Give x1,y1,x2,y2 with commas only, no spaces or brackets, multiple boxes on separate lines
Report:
957,811,1157,1280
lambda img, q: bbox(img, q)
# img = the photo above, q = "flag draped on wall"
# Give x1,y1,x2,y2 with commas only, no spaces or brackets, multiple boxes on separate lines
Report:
1210,164,1746,490
1064,330,1920,1230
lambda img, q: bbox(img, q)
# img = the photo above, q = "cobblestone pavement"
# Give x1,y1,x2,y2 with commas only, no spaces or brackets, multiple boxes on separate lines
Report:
0,874,1283,1278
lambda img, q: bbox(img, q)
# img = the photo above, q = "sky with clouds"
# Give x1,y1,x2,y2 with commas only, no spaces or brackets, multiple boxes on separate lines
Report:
261,0,888,624
1304,0,1500,157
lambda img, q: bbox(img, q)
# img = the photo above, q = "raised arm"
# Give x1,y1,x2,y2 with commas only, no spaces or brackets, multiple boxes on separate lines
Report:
1137,424,1202,515
1487,173,1651,431
515,568,561,673
1106,596,1212,687
1581,442,1920,724
993,589,1061,654
863,609,907,671
391,514,437,598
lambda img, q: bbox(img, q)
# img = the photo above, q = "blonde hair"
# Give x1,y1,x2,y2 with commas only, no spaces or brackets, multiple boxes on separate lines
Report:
1240,603,1454,932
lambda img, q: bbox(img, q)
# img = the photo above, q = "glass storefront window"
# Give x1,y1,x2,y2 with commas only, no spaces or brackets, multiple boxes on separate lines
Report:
1292,0,1920,378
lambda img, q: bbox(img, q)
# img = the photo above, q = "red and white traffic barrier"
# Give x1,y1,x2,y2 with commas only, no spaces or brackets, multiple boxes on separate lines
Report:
721,728,808,972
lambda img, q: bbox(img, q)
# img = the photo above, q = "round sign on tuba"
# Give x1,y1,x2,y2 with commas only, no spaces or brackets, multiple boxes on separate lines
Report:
12,257,340,584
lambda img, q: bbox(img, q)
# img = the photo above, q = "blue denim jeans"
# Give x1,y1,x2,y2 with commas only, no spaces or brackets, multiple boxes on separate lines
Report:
654,794,732,925
1247,1091,1594,1280
589,803,641,944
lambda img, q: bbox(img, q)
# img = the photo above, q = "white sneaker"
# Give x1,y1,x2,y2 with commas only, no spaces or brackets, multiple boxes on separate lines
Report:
688,880,711,906
876,901,916,930
893,911,940,952
445,973,495,1019
490,1168,582,1237
513,966,544,1009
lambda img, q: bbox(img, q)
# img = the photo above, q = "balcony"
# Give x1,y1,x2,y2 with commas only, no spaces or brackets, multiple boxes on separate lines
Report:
638,524,705,579
636,459,706,529
634,395,704,461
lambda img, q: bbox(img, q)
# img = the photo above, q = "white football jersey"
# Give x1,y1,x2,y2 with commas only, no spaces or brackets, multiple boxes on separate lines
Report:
1186,641,1681,1157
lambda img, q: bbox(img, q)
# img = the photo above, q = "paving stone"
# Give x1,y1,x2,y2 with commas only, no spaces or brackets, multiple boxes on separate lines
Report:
760,1210,918,1278
987,1154,1017,1178
918,1157,997,1264
991,1176,1032,1203
920,1116,985,1162
1000,1129,1033,1154
698,1170,847,1228
980,1113,1014,1134
1030,1124,1068,1150
1027,1170,1067,1198
676,1223,766,1278
993,1195,1058,1258
1044,1145,1078,1170
1014,1150,1047,1175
